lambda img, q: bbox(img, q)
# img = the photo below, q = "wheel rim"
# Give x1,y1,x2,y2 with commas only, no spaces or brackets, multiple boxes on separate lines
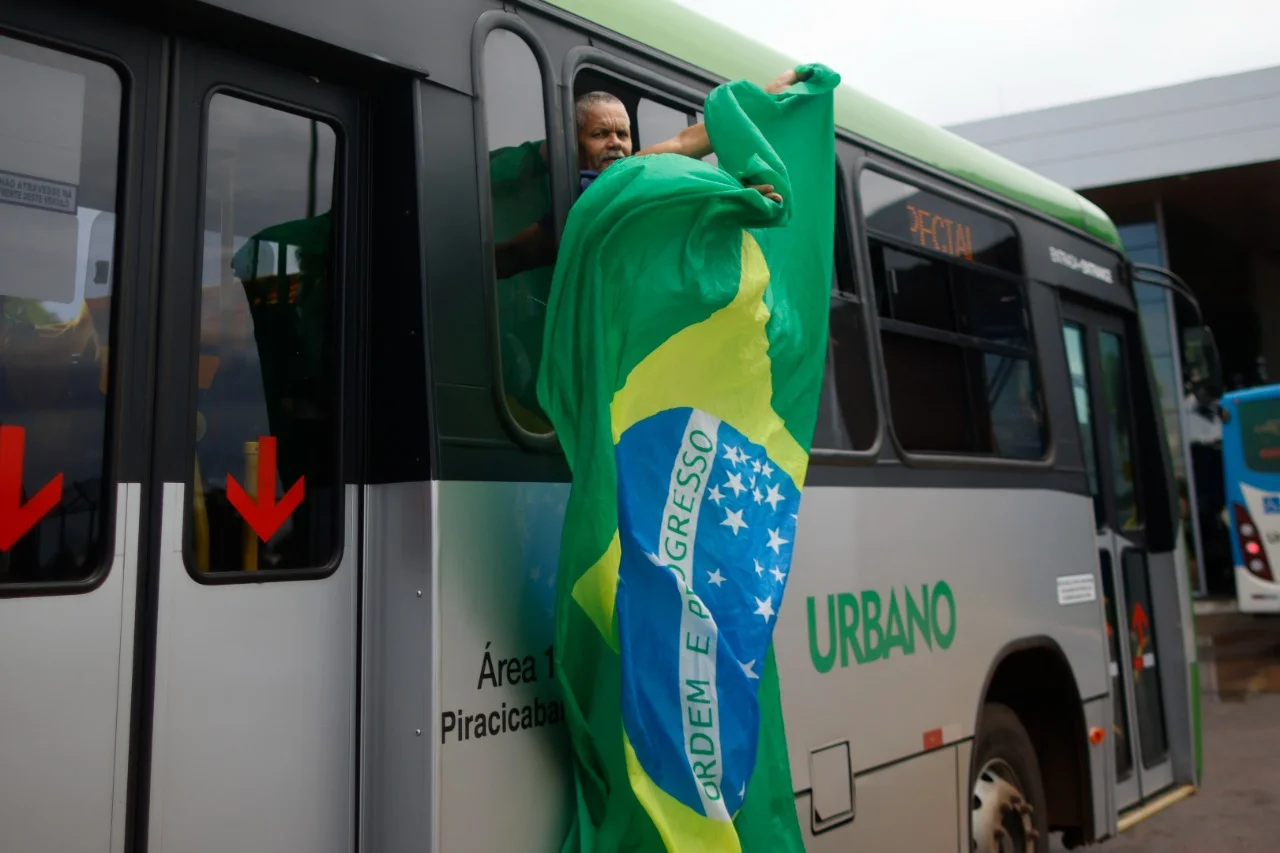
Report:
971,758,1039,853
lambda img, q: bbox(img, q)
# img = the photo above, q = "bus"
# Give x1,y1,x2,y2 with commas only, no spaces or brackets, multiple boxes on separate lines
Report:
1221,384,1280,613
0,0,1204,851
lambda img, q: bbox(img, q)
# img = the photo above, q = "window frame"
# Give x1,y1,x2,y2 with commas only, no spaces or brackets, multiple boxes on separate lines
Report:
853,157,1056,470
810,157,883,464
560,46,708,188
470,11,567,452
179,78,353,585
0,24,136,597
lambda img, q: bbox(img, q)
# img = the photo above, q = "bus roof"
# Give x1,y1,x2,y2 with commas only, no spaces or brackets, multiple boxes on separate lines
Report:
543,0,1123,248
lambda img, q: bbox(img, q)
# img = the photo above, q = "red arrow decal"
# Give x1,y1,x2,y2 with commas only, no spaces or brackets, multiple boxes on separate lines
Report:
1132,602,1149,649
226,436,305,542
0,425,64,551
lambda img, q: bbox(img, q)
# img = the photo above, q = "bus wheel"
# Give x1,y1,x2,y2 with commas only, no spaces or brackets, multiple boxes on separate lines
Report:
970,702,1048,853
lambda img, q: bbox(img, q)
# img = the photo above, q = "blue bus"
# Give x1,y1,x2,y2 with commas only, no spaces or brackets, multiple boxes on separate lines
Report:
1222,384,1280,612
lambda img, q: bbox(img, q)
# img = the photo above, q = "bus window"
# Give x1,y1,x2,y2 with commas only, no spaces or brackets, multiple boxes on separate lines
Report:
814,171,877,452
185,94,341,574
1063,322,1103,523
1100,331,1142,531
483,29,555,434
636,97,690,152
860,170,1044,461
1238,395,1280,474
0,36,122,587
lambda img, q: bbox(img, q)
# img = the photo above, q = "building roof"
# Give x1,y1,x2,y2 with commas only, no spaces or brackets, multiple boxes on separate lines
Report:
948,64,1280,193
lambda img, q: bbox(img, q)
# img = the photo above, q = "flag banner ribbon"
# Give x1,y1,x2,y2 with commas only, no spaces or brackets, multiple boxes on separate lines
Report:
537,63,840,853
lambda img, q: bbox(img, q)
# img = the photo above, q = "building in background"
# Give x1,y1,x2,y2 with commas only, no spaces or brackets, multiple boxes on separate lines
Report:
950,64,1280,597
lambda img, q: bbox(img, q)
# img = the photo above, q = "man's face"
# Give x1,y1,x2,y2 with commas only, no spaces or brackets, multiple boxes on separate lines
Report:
577,101,632,172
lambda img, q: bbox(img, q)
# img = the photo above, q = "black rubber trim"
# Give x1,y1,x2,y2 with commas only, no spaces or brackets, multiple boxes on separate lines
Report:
469,11,566,453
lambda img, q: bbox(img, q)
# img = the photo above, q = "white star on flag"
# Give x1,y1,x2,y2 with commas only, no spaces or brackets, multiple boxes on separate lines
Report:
740,659,760,679
766,528,789,554
706,568,726,587
707,484,725,505
754,558,766,576
752,487,764,504
764,483,784,510
723,445,741,466
749,475,757,489
770,565,787,584
760,461,774,479
754,595,775,622
724,471,746,497
751,459,762,474
722,508,748,535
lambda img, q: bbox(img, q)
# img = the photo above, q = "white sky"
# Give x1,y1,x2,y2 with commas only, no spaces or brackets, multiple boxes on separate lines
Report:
675,0,1280,126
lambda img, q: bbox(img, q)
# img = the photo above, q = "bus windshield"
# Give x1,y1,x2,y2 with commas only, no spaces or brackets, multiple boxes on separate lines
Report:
1238,396,1280,474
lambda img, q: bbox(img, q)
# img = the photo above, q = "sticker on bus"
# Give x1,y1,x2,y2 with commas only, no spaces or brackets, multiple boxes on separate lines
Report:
1056,573,1097,605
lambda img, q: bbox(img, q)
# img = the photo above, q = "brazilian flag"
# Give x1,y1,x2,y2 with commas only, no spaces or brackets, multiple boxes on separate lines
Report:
537,65,839,851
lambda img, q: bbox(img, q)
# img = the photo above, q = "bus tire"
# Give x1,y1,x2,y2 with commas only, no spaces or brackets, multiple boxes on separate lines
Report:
970,702,1049,853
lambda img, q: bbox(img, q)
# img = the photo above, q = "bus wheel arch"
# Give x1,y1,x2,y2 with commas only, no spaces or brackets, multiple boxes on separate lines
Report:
972,637,1094,849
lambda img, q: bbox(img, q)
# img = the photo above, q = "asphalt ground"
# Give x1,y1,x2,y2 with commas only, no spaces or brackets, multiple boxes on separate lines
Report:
1059,692,1280,851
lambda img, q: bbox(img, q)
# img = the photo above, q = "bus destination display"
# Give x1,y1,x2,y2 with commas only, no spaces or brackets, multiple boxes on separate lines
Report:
860,170,1021,273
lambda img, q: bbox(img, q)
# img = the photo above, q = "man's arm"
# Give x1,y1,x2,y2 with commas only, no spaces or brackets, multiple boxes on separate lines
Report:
634,68,807,202
495,219,557,280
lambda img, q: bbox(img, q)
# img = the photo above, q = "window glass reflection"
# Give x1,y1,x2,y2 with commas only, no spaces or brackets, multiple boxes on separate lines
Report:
0,35,121,585
186,94,341,573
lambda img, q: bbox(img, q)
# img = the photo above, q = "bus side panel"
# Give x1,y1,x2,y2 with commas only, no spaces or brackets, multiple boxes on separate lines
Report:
774,486,1107,793
1085,696,1117,840
0,484,139,853
359,482,434,852
435,480,574,851
797,748,960,851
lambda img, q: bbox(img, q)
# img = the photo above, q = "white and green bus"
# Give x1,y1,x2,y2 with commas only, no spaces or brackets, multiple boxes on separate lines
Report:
0,0,1205,850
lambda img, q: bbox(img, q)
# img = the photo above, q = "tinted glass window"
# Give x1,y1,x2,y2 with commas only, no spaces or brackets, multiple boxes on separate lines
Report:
1098,550,1133,779
860,170,1020,273
185,95,341,574
1238,396,1280,474
1122,549,1169,768
484,30,554,433
985,354,1045,460
869,241,1045,459
814,179,877,452
1100,330,1141,531
1063,323,1102,521
637,98,689,152
0,36,121,586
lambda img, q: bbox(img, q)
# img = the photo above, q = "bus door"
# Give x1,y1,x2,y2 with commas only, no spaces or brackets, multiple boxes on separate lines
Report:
1061,303,1174,811
142,39,363,853
0,16,155,853
0,6,364,849
1221,384,1280,612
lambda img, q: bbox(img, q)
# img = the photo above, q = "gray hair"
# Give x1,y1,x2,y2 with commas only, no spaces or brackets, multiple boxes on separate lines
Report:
575,90,626,129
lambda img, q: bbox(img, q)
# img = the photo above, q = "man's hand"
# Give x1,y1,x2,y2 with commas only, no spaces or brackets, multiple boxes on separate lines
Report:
749,184,783,204
764,67,811,95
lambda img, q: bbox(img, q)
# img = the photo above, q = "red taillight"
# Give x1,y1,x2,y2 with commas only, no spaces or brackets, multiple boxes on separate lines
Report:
1235,503,1274,581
